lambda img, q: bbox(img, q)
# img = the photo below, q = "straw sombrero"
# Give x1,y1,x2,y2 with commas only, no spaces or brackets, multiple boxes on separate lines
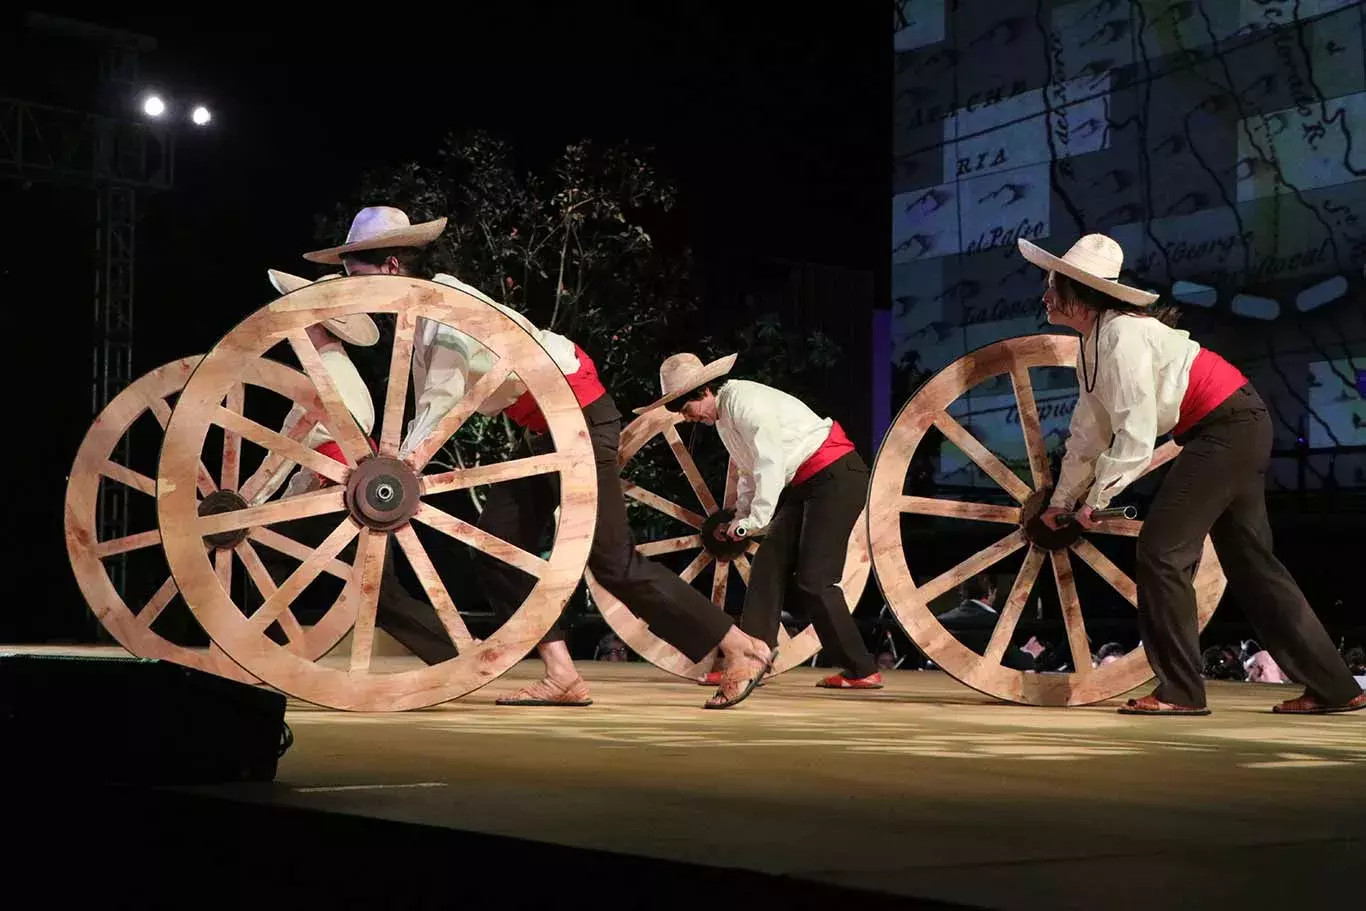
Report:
633,352,738,415
302,206,447,265
1017,234,1159,307
267,270,381,347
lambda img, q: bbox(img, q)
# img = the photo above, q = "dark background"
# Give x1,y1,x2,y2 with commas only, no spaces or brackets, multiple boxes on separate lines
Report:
1,6,890,642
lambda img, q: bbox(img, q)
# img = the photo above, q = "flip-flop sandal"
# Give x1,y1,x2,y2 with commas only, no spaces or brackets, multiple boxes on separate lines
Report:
495,677,593,707
1117,695,1210,716
703,649,777,710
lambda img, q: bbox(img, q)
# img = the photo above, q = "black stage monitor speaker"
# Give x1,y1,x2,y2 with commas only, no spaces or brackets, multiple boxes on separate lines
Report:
0,653,291,785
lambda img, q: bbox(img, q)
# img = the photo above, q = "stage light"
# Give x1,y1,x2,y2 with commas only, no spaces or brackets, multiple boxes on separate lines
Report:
142,94,166,117
191,105,211,126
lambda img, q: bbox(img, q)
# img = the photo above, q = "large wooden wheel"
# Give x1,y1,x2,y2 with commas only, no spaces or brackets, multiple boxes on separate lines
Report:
587,406,870,678
64,356,349,684
156,275,598,711
869,334,1227,706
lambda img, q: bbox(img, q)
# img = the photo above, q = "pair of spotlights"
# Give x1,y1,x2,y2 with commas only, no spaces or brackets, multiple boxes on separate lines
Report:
141,93,211,126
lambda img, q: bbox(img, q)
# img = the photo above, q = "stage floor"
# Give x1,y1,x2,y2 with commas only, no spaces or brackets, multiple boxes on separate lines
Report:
12,647,1366,909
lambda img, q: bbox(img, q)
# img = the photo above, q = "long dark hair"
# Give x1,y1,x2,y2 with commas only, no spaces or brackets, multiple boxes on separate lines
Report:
1053,272,1180,327
1054,272,1180,394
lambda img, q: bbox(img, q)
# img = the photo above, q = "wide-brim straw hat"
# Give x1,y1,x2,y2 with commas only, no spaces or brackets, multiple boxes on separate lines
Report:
267,269,381,347
302,205,447,265
1017,233,1159,307
633,352,738,415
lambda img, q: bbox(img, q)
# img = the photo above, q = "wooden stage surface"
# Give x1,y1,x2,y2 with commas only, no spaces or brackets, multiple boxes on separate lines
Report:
7,647,1365,909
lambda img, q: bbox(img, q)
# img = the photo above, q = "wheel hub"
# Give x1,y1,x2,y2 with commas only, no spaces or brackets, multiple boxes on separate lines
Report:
198,490,251,549
343,456,421,531
699,508,751,561
1019,487,1083,551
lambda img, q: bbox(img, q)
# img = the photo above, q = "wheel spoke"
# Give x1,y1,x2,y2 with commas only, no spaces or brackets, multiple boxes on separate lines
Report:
134,575,178,628
196,487,346,538
421,452,566,495
1009,366,1053,490
1069,538,1137,607
981,545,1044,664
405,360,514,470
214,547,233,594
246,518,358,635
733,554,752,583
636,534,702,557
1087,518,1141,538
900,496,1021,524
146,394,218,496
240,405,324,504
100,460,156,498
347,530,388,674
411,501,548,578
1049,549,1092,676
622,483,705,529
917,528,1029,603
932,411,1033,503
213,406,349,487
678,550,713,584
723,459,739,510
711,560,730,606
221,383,245,491
663,424,720,515
393,525,475,647
247,526,354,580
95,529,162,558
378,309,416,457
1139,440,1181,479
286,331,372,465
235,539,306,647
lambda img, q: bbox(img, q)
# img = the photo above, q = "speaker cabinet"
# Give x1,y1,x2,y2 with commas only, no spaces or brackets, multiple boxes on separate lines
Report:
0,653,290,784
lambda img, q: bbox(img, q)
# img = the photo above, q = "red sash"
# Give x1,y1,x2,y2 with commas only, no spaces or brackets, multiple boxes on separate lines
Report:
313,437,377,487
504,344,608,433
1171,348,1247,437
791,420,856,486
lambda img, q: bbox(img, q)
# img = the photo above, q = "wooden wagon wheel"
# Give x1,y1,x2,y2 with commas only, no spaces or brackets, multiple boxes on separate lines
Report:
64,356,351,684
868,334,1227,706
587,406,870,679
157,274,597,711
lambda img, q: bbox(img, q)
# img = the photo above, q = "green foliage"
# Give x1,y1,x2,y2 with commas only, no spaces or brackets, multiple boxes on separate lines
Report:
316,130,842,534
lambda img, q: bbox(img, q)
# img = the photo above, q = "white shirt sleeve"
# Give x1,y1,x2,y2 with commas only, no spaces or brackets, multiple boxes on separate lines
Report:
1049,389,1109,510
400,318,472,457
726,393,786,535
1085,328,1159,509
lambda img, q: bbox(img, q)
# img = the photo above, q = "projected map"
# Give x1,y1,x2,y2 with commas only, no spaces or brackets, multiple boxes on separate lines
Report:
892,0,1366,492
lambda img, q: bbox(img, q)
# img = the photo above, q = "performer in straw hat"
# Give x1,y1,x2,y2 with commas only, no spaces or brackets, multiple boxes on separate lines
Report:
1018,233,1364,716
302,206,774,708
635,354,884,701
256,269,462,666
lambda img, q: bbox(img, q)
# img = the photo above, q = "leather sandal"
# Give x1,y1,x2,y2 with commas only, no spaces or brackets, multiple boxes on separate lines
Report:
496,676,593,707
1272,690,1366,715
703,648,777,710
1117,693,1210,716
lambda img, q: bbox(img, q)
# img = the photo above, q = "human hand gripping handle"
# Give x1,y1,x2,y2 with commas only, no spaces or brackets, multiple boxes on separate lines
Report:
1040,504,1136,531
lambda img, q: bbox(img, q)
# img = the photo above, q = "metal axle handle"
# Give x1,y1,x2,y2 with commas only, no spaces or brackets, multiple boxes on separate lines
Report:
1057,505,1137,525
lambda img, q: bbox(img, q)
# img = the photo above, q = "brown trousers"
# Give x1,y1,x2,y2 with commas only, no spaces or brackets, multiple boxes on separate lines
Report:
1136,384,1362,708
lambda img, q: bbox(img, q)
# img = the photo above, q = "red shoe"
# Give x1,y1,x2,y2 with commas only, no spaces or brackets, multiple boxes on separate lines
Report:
816,671,884,689
1272,690,1366,715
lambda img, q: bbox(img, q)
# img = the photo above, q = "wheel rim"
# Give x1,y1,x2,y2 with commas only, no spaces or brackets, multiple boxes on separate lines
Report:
157,275,597,711
588,407,870,678
64,357,350,683
868,333,1226,706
